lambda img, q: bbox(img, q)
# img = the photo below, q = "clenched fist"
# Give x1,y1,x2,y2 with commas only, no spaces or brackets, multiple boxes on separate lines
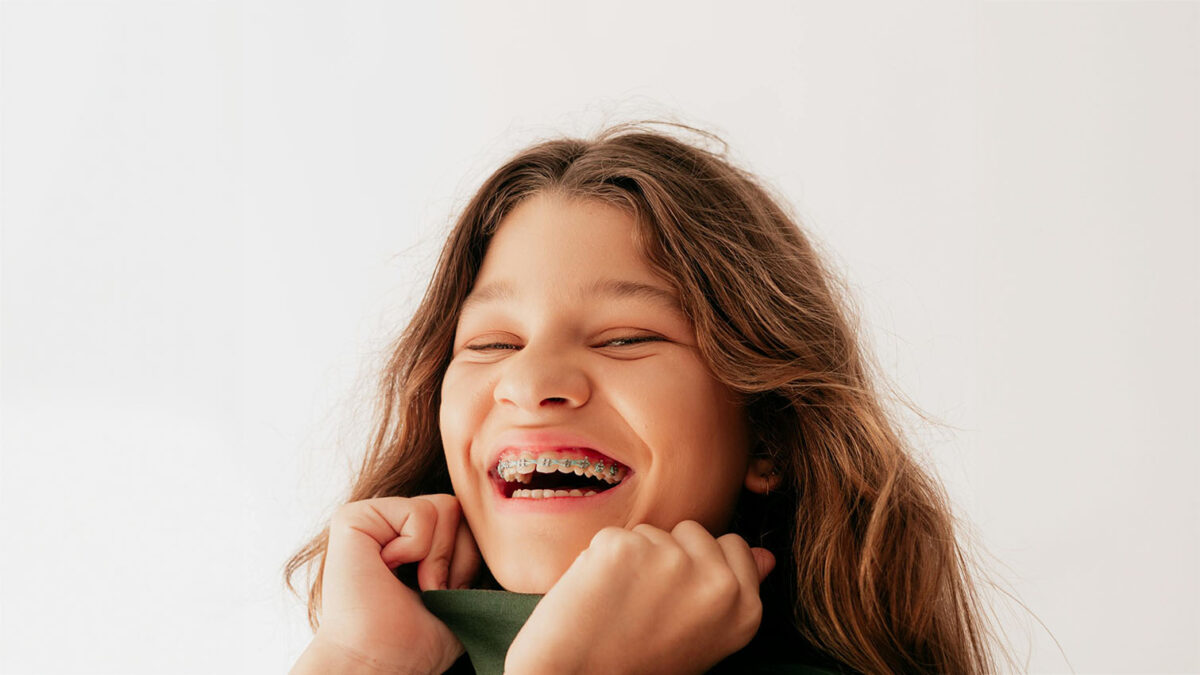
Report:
291,495,482,675
505,520,774,675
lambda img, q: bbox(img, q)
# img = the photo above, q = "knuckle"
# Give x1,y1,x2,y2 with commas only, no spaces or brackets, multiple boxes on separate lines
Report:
330,502,355,527
590,527,642,561
330,498,378,528
631,523,662,537
425,493,460,513
590,526,625,548
671,519,706,536
407,497,437,522
716,531,749,549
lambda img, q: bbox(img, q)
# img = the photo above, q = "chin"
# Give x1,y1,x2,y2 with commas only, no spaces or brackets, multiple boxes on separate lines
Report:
484,537,589,593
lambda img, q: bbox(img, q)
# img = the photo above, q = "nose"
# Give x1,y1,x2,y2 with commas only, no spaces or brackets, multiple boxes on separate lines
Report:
492,343,590,411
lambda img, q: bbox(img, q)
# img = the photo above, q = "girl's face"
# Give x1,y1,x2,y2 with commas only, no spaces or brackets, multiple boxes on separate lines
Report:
439,193,752,593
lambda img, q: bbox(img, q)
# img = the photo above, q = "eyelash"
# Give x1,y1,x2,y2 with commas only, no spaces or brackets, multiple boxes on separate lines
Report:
465,335,664,352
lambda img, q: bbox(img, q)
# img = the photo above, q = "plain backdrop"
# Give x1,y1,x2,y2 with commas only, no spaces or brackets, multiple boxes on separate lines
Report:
2,1,1197,673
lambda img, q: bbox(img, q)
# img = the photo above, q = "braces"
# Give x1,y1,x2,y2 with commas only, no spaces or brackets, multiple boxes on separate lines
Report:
497,457,620,477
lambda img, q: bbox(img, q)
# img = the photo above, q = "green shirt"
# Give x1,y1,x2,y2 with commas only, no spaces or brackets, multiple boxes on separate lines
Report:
422,589,841,674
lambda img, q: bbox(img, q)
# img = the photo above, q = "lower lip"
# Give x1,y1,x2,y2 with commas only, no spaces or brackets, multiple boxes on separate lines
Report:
488,475,630,513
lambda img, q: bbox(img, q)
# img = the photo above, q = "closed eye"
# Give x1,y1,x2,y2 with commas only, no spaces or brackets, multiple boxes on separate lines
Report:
465,342,519,352
599,335,664,348
464,335,665,351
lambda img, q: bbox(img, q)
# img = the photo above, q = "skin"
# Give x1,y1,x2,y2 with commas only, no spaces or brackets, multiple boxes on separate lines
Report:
439,193,757,593
292,194,782,675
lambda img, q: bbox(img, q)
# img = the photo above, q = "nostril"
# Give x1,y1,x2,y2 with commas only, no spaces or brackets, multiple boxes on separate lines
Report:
540,397,568,406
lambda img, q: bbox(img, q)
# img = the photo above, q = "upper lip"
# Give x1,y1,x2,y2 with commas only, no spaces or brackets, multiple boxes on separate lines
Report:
486,428,626,473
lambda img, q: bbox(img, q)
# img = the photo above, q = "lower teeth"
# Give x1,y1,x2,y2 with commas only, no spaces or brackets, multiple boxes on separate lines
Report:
511,489,599,499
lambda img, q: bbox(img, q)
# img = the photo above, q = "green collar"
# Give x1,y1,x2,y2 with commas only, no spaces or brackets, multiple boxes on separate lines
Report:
422,589,541,675
422,589,840,675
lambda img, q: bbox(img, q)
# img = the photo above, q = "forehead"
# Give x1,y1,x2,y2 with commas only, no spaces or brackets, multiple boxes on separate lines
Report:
461,277,682,316
462,194,682,314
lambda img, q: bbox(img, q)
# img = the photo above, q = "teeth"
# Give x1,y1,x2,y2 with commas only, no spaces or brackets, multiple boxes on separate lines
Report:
511,488,601,499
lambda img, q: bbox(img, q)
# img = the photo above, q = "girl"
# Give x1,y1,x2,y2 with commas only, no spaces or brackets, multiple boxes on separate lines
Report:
285,122,1002,674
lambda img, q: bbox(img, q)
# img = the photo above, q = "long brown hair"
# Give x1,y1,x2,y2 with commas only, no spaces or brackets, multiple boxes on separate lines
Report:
284,121,1004,673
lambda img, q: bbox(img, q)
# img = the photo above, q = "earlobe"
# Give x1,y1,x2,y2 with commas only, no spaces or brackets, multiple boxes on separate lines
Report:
744,457,782,494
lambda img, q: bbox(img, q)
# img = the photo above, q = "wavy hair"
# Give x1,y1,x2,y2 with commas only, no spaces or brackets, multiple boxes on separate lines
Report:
284,121,1003,673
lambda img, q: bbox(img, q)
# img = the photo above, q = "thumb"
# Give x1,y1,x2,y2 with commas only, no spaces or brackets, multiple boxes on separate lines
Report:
750,547,776,583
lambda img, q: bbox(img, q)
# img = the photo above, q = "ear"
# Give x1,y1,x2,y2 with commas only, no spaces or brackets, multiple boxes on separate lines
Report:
744,457,782,494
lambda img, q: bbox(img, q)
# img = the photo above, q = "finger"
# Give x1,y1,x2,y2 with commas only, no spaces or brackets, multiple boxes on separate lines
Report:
715,533,769,595
447,513,482,590
414,494,462,591
328,498,436,605
335,497,434,568
669,520,726,564
630,522,676,548
376,498,437,568
370,495,459,591
750,547,776,582
672,521,749,611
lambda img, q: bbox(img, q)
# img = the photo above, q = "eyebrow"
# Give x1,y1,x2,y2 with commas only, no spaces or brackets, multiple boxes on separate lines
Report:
460,278,683,315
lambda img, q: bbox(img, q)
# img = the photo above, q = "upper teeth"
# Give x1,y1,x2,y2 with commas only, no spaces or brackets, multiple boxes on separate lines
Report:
496,453,627,484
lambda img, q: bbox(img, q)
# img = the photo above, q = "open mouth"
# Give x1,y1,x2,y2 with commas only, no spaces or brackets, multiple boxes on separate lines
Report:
493,448,630,499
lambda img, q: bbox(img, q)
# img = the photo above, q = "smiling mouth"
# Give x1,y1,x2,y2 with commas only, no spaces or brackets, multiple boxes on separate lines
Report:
494,449,629,499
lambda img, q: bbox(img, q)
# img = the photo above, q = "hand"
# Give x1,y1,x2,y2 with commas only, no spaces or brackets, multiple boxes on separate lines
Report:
303,495,482,675
504,520,775,675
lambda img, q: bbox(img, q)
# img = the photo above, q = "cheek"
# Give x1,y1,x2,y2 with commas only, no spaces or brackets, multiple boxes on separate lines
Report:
605,356,746,448
439,366,492,436
604,356,749,524
438,365,497,487
659,460,746,529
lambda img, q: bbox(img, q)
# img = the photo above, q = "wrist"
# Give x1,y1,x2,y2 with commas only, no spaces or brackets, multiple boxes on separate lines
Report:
291,633,434,675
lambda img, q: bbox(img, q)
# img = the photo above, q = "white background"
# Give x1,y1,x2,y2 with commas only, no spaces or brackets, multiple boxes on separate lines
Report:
2,1,1196,673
